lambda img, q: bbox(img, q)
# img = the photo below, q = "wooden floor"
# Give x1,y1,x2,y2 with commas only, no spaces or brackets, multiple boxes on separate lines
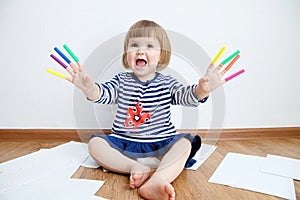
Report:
1,133,300,199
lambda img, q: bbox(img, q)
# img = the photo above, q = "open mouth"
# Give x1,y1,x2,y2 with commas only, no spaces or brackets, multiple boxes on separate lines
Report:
136,59,147,67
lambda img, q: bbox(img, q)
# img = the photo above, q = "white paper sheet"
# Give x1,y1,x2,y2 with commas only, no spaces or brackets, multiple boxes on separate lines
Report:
0,149,78,192
91,196,108,200
0,163,80,200
48,141,90,163
0,141,89,192
186,144,217,170
260,154,300,180
0,163,106,200
53,178,105,199
81,156,100,169
208,153,296,200
0,141,107,200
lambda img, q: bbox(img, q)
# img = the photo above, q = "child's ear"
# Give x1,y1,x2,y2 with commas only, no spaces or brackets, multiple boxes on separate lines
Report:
122,53,129,68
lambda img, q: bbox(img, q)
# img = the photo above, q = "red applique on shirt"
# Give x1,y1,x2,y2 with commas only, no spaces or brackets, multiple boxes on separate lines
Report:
125,102,151,129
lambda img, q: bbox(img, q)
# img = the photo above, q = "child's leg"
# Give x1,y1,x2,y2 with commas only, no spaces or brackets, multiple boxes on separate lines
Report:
88,137,151,188
138,138,191,200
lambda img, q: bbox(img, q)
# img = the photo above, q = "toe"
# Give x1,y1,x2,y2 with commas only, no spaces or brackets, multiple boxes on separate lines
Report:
165,183,175,199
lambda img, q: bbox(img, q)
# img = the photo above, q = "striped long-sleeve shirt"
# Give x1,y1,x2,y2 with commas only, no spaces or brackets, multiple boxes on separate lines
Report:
94,72,207,141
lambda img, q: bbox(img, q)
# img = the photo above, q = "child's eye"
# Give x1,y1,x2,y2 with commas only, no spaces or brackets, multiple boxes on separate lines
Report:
147,44,154,48
130,43,138,47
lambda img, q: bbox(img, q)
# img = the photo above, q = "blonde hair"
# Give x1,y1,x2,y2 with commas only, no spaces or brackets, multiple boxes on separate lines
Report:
122,20,171,71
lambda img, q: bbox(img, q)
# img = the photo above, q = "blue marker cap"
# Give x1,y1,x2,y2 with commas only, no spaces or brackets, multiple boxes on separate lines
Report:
54,47,71,64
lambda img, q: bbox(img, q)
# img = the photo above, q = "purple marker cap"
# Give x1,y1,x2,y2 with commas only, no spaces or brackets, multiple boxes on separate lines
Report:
50,54,68,69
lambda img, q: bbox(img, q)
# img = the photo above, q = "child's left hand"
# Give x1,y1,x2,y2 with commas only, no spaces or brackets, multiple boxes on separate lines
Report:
195,64,226,99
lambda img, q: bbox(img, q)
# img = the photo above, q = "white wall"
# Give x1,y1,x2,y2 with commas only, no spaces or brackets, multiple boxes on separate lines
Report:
0,0,299,129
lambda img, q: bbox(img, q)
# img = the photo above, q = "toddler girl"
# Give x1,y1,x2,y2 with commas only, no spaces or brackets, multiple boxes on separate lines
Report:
67,19,224,200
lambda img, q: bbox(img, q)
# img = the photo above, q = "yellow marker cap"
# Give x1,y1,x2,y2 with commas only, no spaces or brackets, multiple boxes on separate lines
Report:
46,68,67,79
212,46,227,65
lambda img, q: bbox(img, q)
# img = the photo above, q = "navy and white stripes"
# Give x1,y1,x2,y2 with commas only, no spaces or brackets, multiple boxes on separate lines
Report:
93,72,207,142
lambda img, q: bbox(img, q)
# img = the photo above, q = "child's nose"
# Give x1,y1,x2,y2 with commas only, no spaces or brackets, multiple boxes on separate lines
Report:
136,48,145,55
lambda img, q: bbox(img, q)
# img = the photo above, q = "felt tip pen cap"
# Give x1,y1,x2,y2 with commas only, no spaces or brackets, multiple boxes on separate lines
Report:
225,69,245,82
50,54,68,69
54,47,71,64
225,54,240,72
212,46,227,65
221,50,240,65
46,68,67,79
63,44,79,63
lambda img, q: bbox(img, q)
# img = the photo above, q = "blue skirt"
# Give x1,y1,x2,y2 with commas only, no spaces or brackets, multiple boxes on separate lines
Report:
91,133,201,168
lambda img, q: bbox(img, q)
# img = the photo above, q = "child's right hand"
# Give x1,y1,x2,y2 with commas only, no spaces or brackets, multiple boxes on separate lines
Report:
66,62,100,101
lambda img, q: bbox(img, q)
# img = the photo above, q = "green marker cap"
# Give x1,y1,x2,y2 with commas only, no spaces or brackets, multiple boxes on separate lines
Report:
63,44,79,63
221,50,240,65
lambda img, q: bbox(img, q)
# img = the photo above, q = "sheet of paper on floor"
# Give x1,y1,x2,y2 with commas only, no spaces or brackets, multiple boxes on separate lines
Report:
0,163,106,200
0,141,89,192
208,153,296,200
0,149,80,192
186,144,217,170
0,163,79,200
81,155,100,168
0,141,107,199
48,141,89,162
260,154,300,181
53,178,105,199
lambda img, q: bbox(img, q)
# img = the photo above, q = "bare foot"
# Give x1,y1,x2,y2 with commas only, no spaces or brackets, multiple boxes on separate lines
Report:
138,175,175,200
130,165,151,189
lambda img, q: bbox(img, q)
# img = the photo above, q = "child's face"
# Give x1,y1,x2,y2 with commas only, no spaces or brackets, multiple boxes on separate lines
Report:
126,37,161,82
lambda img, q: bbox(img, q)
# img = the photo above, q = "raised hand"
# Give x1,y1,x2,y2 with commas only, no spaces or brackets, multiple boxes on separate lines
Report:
66,62,91,89
49,45,100,101
194,48,245,100
195,64,226,99
67,62,100,101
